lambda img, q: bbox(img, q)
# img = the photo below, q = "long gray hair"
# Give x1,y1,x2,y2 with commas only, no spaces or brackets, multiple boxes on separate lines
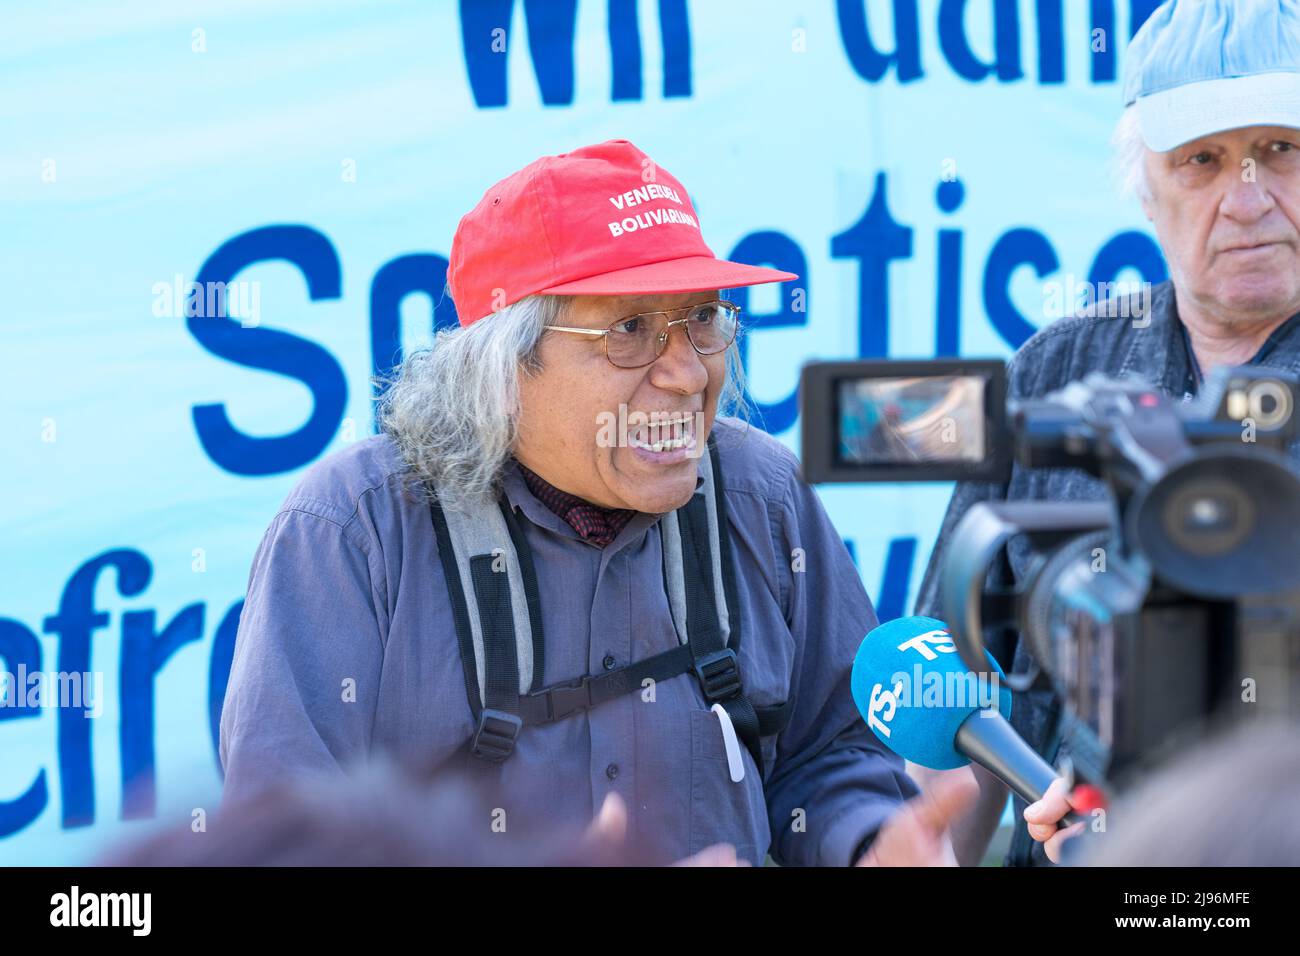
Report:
375,294,752,510
1112,105,1151,202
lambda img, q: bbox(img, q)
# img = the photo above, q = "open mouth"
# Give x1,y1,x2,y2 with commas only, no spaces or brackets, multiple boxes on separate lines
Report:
628,411,698,453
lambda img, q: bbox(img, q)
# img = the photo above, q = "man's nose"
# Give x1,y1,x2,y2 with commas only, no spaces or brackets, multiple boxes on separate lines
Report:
1220,170,1278,224
647,320,709,395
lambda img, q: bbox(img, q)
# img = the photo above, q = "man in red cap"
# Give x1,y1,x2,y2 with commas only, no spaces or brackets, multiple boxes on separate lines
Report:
220,140,977,865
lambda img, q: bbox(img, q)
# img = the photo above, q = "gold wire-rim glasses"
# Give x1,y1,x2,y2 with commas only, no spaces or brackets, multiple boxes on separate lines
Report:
543,299,742,369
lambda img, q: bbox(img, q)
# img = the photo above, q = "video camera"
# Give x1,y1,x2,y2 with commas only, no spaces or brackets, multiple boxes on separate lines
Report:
800,358,1300,790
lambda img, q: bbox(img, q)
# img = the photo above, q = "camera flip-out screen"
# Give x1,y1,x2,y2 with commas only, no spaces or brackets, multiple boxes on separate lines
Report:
799,359,1010,483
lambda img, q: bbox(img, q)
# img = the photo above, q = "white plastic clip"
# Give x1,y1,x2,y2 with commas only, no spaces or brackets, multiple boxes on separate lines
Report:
711,703,745,783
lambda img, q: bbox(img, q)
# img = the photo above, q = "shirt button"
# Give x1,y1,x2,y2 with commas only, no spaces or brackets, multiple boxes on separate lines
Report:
602,654,617,670
605,763,619,780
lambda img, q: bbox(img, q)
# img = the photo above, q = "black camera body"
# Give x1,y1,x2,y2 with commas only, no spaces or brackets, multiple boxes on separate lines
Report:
800,360,1300,791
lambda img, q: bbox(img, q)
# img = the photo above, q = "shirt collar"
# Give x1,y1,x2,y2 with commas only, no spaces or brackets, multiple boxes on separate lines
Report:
515,460,636,547
500,458,704,551
1122,281,1300,400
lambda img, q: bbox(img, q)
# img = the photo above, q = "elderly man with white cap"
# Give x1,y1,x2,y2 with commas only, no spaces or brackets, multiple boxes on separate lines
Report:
915,0,1300,866
220,138,1001,865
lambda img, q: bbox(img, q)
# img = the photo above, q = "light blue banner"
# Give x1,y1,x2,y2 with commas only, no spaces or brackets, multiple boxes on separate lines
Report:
1,0,1166,864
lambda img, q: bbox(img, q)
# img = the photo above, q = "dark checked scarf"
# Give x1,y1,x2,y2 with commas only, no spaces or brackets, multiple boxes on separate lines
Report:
516,461,636,548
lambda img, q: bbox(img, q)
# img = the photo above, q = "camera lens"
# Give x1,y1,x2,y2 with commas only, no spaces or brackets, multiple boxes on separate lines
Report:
1247,379,1293,430
1162,478,1253,557
1131,447,1300,598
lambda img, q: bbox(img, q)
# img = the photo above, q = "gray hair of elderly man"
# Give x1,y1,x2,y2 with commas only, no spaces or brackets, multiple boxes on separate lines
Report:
375,293,753,511
1111,106,1152,203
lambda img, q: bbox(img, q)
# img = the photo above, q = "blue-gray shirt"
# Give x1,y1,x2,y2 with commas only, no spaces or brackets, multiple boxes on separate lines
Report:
219,416,917,865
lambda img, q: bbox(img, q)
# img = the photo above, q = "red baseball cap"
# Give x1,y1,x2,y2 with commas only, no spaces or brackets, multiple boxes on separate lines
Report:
447,139,797,326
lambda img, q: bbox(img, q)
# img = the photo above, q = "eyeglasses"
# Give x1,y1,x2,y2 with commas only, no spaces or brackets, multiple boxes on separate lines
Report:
543,299,742,369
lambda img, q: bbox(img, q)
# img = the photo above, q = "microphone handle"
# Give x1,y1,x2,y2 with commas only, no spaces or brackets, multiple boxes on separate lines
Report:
953,711,1085,829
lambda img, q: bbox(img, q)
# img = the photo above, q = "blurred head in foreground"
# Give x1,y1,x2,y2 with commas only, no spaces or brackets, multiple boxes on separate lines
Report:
101,758,668,866
1078,721,1300,866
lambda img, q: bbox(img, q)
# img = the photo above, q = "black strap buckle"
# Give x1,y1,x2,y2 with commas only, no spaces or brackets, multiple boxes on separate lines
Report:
693,648,742,703
471,708,523,763
542,678,593,723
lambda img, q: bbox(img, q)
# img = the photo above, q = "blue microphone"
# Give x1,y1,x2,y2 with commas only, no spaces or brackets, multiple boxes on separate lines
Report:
852,616,1069,813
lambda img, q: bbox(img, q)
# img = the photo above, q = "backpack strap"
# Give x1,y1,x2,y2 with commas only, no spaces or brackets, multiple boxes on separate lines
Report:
707,439,794,743
429,492,542,763
677,492,764,767
661,438,794,775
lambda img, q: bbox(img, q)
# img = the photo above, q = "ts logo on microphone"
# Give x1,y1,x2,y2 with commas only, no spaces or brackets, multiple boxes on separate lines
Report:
864,628,955,737
896,628,957,661
865,678,905,738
